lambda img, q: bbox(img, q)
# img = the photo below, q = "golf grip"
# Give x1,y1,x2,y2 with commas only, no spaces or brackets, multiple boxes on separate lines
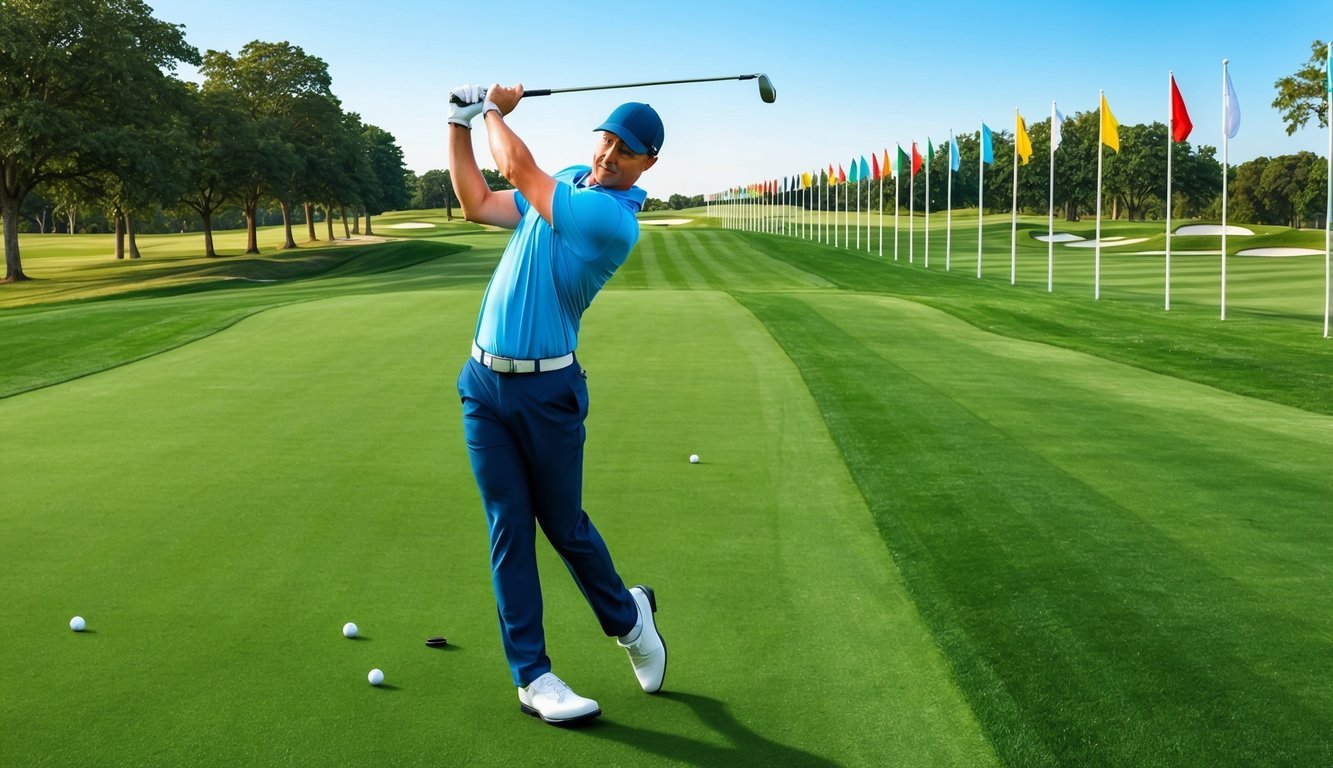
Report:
448,88,554,106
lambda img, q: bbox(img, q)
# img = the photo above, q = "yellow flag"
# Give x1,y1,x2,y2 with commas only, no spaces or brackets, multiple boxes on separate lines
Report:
1015,111,1032,166
1100,93,1120,152
802,172,812,188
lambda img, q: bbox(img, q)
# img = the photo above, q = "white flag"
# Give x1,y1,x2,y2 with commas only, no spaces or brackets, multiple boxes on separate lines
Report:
1051,106,1065,151
1224,67,1241,139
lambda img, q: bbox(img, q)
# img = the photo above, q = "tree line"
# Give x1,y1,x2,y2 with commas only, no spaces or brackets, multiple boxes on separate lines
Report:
1,0,412,282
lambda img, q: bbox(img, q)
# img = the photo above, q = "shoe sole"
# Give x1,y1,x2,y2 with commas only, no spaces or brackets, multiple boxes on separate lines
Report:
519,702,602,726
632,584,667,694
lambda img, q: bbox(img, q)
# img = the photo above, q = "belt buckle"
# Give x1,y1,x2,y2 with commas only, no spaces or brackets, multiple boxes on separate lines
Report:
489,354,516,374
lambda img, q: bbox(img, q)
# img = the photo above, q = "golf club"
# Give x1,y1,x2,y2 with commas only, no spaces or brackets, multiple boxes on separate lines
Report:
451,73,777,105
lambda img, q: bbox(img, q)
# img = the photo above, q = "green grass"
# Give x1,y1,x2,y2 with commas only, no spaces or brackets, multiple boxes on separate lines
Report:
1,216,1330,766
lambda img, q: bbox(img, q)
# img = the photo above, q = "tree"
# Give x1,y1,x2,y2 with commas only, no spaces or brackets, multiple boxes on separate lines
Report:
1103,122,1169,221
359,125,411,235
1272,40,1330,135
0,0,198,281
178,87,256,257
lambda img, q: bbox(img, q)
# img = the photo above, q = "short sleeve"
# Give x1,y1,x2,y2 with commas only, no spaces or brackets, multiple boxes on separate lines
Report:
552,183,632,261
513,188,529,218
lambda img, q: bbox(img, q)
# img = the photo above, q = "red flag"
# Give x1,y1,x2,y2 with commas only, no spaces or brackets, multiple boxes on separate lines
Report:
1170,75,1193,143
911,142,923,176
837,164,847,183
871,151,881,180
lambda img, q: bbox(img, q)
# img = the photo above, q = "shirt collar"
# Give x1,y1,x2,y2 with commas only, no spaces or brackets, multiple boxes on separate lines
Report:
573,168,647,212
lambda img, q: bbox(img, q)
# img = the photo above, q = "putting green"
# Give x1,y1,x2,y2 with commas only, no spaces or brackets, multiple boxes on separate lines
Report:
0,263,996,764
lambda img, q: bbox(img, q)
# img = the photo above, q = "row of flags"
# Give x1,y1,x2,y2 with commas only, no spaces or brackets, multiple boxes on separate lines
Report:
707,53,1333,337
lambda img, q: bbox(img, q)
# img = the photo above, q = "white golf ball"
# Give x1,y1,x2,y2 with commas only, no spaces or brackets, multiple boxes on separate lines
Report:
689,454,700,464
342,622,358,638
70,616,86,632
368,668,384,686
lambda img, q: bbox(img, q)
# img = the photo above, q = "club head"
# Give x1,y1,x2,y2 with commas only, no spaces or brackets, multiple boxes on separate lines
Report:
756,74,777,103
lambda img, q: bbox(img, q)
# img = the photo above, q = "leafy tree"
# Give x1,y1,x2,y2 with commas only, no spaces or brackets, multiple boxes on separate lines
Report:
0,0,198,281
1227,157,1269,225
1272,40,1330,135
359,124,411,234
178,87,256,257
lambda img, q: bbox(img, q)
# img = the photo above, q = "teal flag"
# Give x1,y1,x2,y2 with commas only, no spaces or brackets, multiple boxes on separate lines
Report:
950,135,961,172
981,124,994,164
859,156,870,181
848,158,860,184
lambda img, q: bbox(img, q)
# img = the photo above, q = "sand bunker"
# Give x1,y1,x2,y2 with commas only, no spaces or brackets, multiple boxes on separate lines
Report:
638,218,692,226
1175,224,1254,236
1035,233,1086,243
1064,238,1151,248
1237,247,1324,257
385,222,436,229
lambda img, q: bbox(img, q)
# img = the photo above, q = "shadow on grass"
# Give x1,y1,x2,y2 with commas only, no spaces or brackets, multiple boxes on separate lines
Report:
576,691,837,767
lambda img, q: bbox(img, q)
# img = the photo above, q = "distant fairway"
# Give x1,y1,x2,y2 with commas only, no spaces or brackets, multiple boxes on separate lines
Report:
1,214,1330,766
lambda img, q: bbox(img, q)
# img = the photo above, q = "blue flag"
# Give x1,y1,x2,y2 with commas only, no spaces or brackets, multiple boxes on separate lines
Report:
981,124,994,165
859,156,870,181
949,134,961,172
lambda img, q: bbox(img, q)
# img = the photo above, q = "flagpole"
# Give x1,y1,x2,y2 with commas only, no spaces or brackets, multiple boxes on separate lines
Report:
856,168,861,251
1012,109,1019,286
910,154,915,264
925,143,931,268
947,132,954,271
1326,41,1332,338
1048,101,1056,293
1166,72,1174,311
978,128,984,279
894,156,901,261
1096,90,1104,300
1222,59,1229,321
879,162,885,258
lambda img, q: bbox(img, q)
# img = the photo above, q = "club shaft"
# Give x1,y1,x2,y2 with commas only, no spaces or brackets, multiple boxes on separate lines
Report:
524,74,759,98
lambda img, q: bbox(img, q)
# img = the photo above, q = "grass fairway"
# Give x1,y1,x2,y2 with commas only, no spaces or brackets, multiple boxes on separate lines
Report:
2,217,1331,766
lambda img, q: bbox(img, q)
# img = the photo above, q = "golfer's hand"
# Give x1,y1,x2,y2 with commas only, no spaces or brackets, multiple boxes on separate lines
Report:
448,84,487,128
484,83,524,117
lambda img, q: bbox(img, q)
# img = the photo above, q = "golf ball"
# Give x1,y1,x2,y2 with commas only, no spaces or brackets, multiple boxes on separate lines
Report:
368,668,384,686
70,616,86,632
342,622,358,638
689,454,700,464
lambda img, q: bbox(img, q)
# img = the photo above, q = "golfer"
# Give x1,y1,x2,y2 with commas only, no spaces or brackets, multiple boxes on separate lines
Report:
447,82,667,725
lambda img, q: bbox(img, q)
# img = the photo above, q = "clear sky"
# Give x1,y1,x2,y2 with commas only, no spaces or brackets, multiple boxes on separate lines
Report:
150,0,1330,199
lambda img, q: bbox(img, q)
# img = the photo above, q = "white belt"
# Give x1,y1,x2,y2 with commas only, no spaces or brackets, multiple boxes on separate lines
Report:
471,342,574,374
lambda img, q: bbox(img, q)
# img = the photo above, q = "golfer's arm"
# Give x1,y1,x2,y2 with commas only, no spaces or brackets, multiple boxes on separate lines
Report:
484,111,556,227
449,124,520,228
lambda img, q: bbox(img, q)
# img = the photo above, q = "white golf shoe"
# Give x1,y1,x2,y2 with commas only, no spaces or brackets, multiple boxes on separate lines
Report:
518,672,601,725
618,585,667,693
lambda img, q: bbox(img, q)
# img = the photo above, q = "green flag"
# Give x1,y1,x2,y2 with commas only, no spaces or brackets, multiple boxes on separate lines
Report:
896,145,910,178
926,138,934,172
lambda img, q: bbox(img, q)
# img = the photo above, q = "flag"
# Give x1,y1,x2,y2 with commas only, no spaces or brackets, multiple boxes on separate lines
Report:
1015,112,1032,165
927,138,935,168
802,172,812,188
1101,93,1120,152
950,136,960,172
883,149,891,179
872,151,881,180
838,164,847,184
1170,75,1193,142
1224,65,1241,139
1052,106,1065,151
897,145,910,177
981,124,994,164
848,159,860,184
1328,43,1332,92
829,164,836,184
860,156,870,181
911,142,923,176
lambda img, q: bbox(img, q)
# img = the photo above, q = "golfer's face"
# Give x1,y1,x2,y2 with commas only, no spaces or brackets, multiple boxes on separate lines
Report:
590,131,656,189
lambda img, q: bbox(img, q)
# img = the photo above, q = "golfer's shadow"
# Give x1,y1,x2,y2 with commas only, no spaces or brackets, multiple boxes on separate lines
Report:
576,690,838,767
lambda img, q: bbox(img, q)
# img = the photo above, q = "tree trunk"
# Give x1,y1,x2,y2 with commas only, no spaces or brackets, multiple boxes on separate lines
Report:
244,205,260,254
126,214,142,259
364,212,373,236
351,209,360,235
443,184,454,220
2,192,29,282
67,208,77,234
340,206,350,239
202,209,217,258
278,201,297,249
114,209,126,260
304,202,318,242
325,204,335,241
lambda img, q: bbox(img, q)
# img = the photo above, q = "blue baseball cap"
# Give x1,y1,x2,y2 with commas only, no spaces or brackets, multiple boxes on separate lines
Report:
594,102,664,157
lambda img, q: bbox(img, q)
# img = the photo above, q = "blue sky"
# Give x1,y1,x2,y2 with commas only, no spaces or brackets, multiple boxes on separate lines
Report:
151,0,1331,199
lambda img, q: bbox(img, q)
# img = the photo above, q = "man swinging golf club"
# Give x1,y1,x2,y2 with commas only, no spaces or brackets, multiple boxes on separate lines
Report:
447,82,667,725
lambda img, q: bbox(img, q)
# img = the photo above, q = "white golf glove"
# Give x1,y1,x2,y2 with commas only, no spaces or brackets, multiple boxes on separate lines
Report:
448,84,487,128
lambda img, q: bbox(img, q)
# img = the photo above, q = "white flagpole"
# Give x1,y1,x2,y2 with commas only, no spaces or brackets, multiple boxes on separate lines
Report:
1222,59,1230,321
1011,109,1019,286
894,165,901,261
978,130,984,279
1096,90,1105,300
879,164,885,258
856,170,861,251
909,159,915,264
947,132,954,271
1326,42,1332,338
834,176,839,248
925,144,931,268
1048,102,1056,293
1166,73,1174,311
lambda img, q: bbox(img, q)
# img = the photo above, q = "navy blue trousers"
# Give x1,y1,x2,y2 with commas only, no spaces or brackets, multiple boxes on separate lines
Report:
458,356,638,687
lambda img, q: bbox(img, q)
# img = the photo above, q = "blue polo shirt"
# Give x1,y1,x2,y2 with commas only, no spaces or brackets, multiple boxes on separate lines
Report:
474,165,646,360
